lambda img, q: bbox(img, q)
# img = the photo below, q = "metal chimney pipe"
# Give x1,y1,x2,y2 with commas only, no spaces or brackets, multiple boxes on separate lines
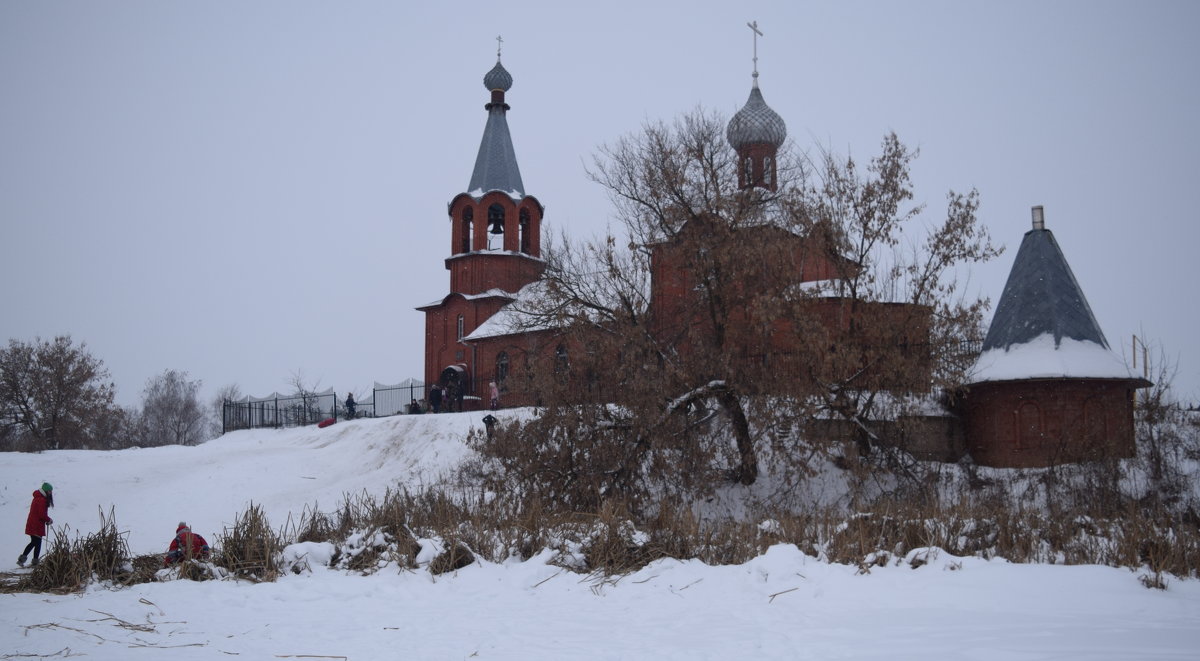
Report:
1031,205,1045,230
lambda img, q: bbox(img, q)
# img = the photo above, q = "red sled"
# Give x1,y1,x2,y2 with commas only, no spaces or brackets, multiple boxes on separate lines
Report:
317,417,336,428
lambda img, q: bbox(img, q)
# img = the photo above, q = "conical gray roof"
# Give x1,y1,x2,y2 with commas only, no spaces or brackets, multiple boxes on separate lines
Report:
468,60,524,196
982,224,1108,352
727,84,787,149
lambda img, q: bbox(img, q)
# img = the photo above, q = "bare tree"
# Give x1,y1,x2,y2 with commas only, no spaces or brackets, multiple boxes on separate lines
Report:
477,111,998,511
138,369,207,446
794,135,999,462
0,336,127,450
286,370,327,425
210,382,243,437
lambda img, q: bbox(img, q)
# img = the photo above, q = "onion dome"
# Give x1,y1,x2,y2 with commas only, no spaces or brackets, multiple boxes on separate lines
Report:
726,84,787,149
483,61,513,92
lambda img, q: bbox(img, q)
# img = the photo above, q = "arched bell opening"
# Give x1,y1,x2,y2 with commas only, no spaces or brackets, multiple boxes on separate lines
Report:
487,203,506,249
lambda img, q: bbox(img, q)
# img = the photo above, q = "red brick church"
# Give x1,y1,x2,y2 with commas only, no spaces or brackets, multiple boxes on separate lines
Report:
417,50,1149,467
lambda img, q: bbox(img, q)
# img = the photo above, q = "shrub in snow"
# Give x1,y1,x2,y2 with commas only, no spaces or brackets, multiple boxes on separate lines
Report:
429,540,476,575
758,519,783,536
316,527,422,575
156,560,227,582
280,541,337,575
16,509,148,592
215,503,282,581
904,547,938,569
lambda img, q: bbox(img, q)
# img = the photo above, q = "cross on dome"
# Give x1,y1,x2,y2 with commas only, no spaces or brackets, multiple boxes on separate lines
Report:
747,20,762,86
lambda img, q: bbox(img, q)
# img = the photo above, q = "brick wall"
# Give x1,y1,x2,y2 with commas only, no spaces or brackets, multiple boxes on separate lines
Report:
963,378,1138,467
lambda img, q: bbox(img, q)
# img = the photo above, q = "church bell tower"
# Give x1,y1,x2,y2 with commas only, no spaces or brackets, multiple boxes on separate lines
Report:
417,42,545,400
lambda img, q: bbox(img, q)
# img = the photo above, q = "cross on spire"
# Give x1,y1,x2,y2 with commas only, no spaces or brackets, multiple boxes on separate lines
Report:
747,20,762,85
496,35,503,61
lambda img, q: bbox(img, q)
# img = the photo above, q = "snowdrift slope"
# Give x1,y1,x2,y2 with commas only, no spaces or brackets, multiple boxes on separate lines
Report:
1,412,488,555
2,412,1199,660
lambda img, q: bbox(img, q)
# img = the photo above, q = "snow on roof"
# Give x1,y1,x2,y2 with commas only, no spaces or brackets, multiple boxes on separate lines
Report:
467,188,524,202
417,288,518,309
465,288,516,301
795,278,843,293
968,332,1136,384
464,280,565,341
446,249,545,262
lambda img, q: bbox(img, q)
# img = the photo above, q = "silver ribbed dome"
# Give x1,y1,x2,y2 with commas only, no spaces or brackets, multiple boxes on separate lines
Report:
483,61,513,92
726,86,787,149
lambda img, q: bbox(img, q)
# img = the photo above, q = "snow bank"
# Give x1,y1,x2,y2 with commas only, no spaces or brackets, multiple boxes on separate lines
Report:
3,411,1200,659
0,412,494,555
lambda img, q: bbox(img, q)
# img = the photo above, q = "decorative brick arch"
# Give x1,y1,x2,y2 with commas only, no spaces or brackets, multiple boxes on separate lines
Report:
1082,395,1108,445
1017,401,1041,450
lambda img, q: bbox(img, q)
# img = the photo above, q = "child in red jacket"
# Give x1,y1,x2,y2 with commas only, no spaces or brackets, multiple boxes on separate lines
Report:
17,482,53,567
164,522,210,566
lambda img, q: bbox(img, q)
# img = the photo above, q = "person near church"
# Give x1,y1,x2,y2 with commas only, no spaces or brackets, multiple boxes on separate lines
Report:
429,384,443,413
164,522,210,566
489,381,500,410
17,482,53,568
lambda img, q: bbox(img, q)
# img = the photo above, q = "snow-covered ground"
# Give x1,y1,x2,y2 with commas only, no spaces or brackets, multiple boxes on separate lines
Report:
3,412,1199,660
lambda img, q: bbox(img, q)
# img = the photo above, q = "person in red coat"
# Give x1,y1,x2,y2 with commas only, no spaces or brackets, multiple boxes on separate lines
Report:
17,482,53,567
164,522,210,566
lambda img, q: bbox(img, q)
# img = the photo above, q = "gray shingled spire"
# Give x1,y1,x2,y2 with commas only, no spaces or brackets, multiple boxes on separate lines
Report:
468,58,524,197
982,207,1109,352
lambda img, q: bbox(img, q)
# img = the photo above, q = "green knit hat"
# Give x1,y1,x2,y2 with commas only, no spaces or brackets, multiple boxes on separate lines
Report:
41,482,52,492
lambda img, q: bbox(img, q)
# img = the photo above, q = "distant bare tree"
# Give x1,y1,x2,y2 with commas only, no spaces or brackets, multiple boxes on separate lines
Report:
210,383,243,437
1130,342,1199,510
796,135,999,461
138,369,207,446
287,370,326,425
0,336,127,450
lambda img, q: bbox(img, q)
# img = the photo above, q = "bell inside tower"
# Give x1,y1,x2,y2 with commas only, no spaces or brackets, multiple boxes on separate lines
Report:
487,203,505,249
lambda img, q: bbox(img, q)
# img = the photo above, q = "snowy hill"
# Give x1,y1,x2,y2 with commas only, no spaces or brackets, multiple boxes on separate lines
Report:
2,412,1199,660
1,412,492,555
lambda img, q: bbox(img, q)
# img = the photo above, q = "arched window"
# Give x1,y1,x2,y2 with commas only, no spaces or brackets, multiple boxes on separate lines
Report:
519,209,531,254
495,351,509,390
1082,396,1107,446
1018,401,1041,450
461,208,473,253
554,344,570,378
764,156,774,187
744,157,753,185
456,314,465,340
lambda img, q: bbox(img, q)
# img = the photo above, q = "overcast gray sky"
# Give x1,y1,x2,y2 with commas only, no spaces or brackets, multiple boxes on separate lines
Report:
2,0,1197,408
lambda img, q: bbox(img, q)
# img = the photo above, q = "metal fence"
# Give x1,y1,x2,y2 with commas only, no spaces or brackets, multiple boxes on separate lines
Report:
222,389,338,433
371,379,426,417
221,379,426,433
